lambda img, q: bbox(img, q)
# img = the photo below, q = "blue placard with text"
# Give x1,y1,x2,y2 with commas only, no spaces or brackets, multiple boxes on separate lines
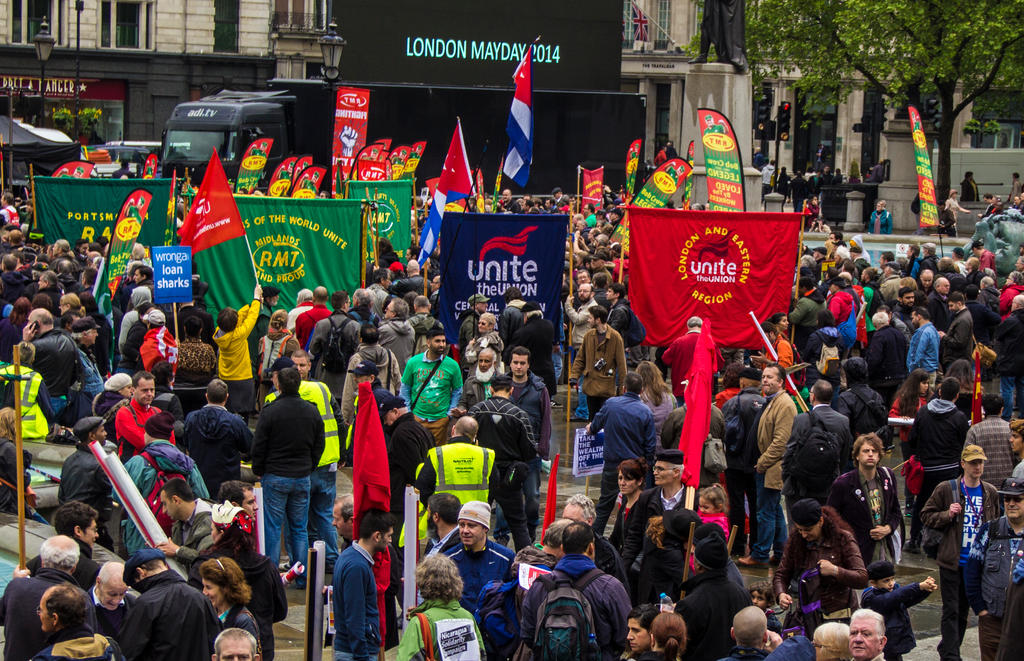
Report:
152,246,193,304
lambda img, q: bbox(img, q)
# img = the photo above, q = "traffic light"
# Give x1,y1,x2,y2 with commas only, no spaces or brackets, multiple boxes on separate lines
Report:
922,97,940,122
755,98,772,139
777,102,791,141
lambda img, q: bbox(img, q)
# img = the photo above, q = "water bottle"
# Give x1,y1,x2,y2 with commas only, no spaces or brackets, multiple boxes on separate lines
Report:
659,592,674,612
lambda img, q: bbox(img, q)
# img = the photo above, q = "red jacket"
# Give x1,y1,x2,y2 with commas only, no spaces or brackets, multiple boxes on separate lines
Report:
827,289,854,324
663,331,700,397
1000,284,1024,317
295,304,332,348
114,399,162,459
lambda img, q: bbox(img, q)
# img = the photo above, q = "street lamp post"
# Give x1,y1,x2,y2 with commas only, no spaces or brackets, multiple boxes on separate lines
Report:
74,1,84,138
33,17,56,129
319,20,346,88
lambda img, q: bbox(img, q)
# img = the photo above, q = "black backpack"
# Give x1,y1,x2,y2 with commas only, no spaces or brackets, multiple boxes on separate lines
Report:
321,316,358,372
623,308,647,348
849,386,892,445
791,411,841,493
532,569,602,661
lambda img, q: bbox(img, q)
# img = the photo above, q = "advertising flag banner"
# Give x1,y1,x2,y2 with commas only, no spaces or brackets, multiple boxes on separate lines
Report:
493,157,504,212
179,151,246,254
53,161,94,178
438,212,566,346
268,157,298,197
632,159,692,208
404,141,427,179
333,87,371,193
142,154,158,179
682,140,695,208
232,196,363,311
234,138,274,194
34,177,172,244
698,109,746,211
164,172,177,247
291,167,326,198
581,167,604,206
907,106,940,228
475,169,486,212
292,156,313,191
106,189,153,297
629,208,801,347
625,139,641,199
345,179,413,259
388,145,411,179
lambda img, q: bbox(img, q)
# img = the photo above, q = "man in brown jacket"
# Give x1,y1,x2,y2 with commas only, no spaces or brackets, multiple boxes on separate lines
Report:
740,363,796,567
920,444,1000,661
569,305,627,421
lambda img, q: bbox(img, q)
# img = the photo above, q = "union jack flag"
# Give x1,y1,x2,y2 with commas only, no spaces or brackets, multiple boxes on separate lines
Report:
631,1,649,42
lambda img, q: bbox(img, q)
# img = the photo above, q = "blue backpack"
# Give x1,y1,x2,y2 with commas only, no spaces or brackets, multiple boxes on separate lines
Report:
474,579,522,659
624,308,647,347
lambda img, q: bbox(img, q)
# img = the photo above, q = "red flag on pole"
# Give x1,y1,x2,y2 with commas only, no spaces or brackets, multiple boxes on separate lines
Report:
679,320,717,488
971,349,983,425
541,453,561,538
178,150,246,254
581,167,604,206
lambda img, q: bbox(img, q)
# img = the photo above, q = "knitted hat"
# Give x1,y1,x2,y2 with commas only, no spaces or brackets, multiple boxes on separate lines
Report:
458,501,491,529
143,411,176,440
104,373,132,392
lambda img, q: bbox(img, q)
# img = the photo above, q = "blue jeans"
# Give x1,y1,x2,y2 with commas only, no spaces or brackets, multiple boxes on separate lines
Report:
262,473,311,570
334,652,355,661
753,472,787,561
552,347,563,382
573,375,589,419
524,456,542,537
1001,376,1024,420
307,465,339,567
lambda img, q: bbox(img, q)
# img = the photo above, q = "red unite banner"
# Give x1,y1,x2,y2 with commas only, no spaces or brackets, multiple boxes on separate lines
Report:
333,87,371,195
582,167,604,206
629,208,802,347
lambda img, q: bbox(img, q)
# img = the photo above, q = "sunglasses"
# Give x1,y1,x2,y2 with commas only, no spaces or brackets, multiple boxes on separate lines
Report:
1005,495,1024,503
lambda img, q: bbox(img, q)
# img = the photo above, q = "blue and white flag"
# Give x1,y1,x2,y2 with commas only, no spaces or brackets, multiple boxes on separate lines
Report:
502,45,534,188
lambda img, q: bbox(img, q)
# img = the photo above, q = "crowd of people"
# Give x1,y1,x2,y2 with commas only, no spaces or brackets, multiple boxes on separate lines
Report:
0,178,1024,661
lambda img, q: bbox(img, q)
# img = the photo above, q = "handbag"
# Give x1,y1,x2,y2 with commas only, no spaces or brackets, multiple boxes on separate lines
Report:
974,338,996,368
703,435,727,474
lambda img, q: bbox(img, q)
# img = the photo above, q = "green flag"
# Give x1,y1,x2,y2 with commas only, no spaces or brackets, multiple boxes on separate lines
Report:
344,179,412,260
33,177,172,244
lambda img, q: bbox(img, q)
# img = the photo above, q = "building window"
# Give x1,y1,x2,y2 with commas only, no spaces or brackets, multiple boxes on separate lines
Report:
656,83,671,147
100,1,110,46
116,2,139,48
10,0,56,44
654,0,670,50
622,0,634,50
214,0,239,52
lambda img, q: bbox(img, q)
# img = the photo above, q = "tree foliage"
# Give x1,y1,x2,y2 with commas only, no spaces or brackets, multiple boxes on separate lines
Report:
746,0,1024,197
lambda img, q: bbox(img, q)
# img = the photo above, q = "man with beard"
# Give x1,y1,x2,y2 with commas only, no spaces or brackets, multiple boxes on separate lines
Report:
456,347,497,412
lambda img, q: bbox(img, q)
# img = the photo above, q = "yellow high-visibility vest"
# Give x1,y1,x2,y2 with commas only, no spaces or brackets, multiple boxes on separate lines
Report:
413,442,495,539
265,380,340,467
0,367,49,440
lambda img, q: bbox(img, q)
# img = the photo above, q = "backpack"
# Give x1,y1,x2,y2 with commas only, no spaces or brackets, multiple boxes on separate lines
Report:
815,340,841,379
532,569,603,661
849,387,891,444
140,451,187,534
790,411,840,493
475,579,522,659
321,316,358,373
723,392,765,459
623,308,646,348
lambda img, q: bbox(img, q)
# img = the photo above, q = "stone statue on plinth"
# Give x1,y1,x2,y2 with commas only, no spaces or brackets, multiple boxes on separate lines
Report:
690,0,748,72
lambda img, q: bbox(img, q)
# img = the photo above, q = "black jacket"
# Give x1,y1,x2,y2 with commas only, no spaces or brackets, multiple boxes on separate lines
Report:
120,570,220,661
0,436,29,515
188,548,287,660
0,567,91,661
177,305,215,346
835,384,888,440
995,310,1024,377
27,537,101,593
59,445,113,524
864,325,908,385
117,322,147,372
32,328,80,397
803,329,843,386
385,412,432,517
251,392,325,477
675,568,753,661
1,270,31,302
183,404,253,497
721,387,766,473
927,291,951,333
782,406,852,500
594,534,630,593
508,317,557,395
861,582,930,655
622,487,701,603
940,307,974,367
468,396,535,465
89,312,113,376
967,300,1003,345
909,399,969,469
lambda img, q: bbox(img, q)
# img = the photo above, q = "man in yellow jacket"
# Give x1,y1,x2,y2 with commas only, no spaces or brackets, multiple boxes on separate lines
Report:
214,285,262,418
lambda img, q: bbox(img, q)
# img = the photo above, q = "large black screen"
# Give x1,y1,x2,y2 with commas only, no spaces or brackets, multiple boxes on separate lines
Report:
334,0,623,91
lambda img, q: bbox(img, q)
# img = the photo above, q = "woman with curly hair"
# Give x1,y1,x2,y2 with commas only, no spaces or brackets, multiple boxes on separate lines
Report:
200,556,260,648
188,502,287,660
772,499,868,637
637,361,675,438
396,554,484,661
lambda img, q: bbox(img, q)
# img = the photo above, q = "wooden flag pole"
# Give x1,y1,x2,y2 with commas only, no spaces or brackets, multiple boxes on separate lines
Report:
725,524,739,555
243,235,260,283
172,303,179,340
13,344,25,568
565,223,575,456
360,202,368,288
29,164,37,231
680,520,697,585
575,165,582,216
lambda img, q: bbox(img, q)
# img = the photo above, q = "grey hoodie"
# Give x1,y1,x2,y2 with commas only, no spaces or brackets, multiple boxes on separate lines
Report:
118,287,154,352
379,318,415,371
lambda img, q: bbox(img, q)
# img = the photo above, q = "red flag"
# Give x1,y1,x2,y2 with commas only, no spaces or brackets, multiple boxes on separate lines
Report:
140,326,178,371
679,321,716,488
629,208,802,347
971,350,983,425
581,167,604,206
178,150,246,254
542,453,561,537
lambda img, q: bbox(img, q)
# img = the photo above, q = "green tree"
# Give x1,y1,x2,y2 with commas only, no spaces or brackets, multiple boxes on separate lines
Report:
747,0,1024,198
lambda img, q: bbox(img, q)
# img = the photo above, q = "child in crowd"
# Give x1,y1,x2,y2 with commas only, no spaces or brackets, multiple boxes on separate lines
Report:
698,484,730,539
749,580,782,634
861,560,937,661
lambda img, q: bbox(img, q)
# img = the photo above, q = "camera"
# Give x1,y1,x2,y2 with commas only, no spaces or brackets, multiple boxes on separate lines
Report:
593,358,607,371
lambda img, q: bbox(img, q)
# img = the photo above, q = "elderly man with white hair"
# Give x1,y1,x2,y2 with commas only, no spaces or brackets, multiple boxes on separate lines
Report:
563,493,629,588
864,309,908,404
848,608,887,661
286,288,314,331
995,294,1024,421
0,535,97,661
214,628,261,661
90,561,134,643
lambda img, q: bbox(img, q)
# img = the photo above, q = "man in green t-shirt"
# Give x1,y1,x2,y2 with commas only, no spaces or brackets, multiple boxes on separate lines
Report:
400,327,463,446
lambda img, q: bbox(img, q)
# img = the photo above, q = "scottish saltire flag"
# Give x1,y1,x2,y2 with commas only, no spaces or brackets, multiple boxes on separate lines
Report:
418,120,472,265
502,45,533,187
